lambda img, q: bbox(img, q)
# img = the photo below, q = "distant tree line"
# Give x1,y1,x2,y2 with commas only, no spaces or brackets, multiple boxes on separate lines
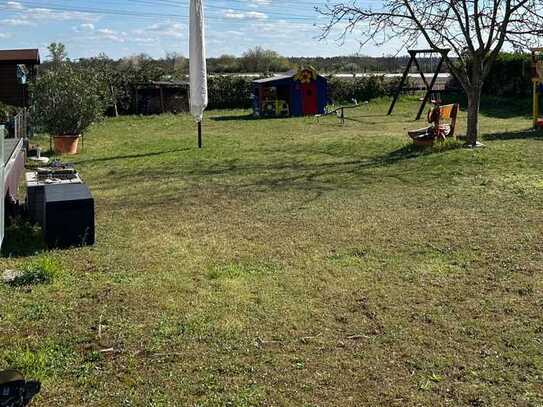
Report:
41,45,452,76
35,43,531,116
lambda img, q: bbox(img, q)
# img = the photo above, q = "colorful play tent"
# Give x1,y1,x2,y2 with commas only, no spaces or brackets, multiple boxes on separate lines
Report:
252,67,328,117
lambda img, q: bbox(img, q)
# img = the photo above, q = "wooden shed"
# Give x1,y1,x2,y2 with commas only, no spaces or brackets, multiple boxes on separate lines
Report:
134,81,189,115
252,67,328,118
0,49,40,108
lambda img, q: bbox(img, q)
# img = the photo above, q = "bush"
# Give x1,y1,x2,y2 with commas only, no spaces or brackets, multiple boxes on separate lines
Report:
328,75,390,104
209,75,395,110
207,76,255,109
482,53,532,97
31,63,108,135
0,102,18,124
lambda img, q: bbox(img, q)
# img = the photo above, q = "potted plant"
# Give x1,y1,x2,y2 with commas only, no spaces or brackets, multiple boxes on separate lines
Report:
31,64,107,155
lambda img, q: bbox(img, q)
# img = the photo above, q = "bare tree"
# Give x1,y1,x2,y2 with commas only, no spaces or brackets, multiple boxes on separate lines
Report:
318,0,543,145
47,42,67,67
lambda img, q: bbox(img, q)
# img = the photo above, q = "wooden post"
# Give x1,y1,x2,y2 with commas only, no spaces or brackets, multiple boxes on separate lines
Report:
110,84,119,117
533,50,539,128
534,80,539,128
198,121,202,149
412,56,431,90
159,86,165,114
388,53,415,115
416,56,445,120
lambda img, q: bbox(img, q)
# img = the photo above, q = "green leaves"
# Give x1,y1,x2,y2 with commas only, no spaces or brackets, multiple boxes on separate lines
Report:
31,63,107,135
328,75,391,104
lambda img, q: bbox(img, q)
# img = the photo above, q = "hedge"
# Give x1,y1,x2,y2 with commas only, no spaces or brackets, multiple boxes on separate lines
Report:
482,53,532,97
204,55,534,110
207,76,254,109
203,75,397,110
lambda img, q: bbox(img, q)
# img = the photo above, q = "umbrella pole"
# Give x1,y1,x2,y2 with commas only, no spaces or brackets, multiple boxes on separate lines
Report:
198,120,203,148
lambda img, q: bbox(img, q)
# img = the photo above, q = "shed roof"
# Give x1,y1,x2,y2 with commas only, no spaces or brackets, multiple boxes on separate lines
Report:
253,70,297,84
0,49,40,64
253,69,326,85
135,80,189,88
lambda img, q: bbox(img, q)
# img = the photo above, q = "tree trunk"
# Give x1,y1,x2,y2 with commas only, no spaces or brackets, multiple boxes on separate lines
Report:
466,88,482,146
465,58,484,146
109,84,119,117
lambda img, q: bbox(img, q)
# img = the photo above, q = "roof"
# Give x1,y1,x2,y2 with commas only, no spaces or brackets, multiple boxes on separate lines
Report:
0,49,40,64
253,69,326,84
253,70,297,84
135,80,189,88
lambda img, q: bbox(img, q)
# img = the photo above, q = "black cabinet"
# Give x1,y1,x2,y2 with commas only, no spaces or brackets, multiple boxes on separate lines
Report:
28,183,95,248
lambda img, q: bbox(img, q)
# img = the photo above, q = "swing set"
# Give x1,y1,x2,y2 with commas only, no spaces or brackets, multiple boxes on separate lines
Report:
388,49,451,120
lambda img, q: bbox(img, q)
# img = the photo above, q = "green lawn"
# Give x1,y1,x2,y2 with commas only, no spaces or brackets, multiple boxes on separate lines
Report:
1,97,542,406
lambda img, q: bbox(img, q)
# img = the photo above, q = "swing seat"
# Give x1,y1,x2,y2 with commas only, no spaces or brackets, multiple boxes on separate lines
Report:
408,126,436,146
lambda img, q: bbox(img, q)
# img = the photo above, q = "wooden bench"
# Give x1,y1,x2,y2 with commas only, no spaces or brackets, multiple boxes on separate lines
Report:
408,103,459,146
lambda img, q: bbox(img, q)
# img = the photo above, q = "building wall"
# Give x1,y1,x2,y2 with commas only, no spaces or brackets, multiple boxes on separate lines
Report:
316,76,328,115
0,64,27,107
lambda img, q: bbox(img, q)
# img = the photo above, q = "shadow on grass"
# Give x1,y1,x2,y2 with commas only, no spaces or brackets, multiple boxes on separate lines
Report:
445,95,532,119
483,129,543,141
211,114,260,122
72,148,192,165
480,104,531,120
1,216,46,258
97,139,464,211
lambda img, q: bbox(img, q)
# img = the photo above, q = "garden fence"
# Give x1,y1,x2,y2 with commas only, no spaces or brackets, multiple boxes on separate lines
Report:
12,109,29,139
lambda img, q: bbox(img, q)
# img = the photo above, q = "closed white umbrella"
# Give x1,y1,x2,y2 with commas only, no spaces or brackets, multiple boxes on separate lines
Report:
189,0,208,148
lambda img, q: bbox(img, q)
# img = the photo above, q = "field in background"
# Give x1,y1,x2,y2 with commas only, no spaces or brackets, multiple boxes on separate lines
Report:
0,97,542,406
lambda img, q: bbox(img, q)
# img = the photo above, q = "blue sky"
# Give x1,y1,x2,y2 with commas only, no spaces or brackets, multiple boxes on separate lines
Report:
0,0,398,60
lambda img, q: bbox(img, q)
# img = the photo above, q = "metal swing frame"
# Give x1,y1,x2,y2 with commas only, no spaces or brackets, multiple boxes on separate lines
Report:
388,49,451,120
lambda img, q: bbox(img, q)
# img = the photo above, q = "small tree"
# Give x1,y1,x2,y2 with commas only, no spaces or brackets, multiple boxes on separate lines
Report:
47,42,67,67
31,64,107,136
318,0,543,145
240,47,290,73
213,54,240,73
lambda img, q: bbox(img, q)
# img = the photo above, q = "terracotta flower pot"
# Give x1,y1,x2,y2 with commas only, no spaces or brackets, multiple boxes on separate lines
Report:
53,135,80,155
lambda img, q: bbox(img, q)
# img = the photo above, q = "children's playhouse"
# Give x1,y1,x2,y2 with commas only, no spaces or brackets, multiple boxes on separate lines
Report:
252,67,328,118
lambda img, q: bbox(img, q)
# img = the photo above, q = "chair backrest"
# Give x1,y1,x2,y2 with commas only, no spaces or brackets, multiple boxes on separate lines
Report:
439,103,459,138
439,104,459,120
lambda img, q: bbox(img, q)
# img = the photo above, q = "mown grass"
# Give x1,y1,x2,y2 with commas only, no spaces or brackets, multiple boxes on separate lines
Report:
0,96,542,406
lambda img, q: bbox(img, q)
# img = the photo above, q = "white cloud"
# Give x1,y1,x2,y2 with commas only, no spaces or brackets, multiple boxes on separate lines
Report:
4,2,99,24
224,9,268,20
94,28,127,43
132,37,157,44
6,1,24,10
246,11,268,19
130,21,185,44
72,24,128,43
29,7,96,22
80,23,95,31
145,22,184,38
96,28,115,35
1,18,34,26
